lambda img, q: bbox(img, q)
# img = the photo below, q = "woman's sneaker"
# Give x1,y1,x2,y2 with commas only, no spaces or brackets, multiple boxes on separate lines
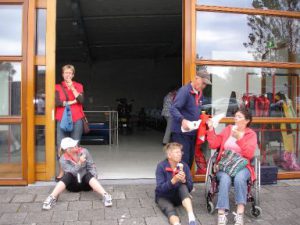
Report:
233,212,244,225
103,193,112,207
42,195,56,210
217,212,228,225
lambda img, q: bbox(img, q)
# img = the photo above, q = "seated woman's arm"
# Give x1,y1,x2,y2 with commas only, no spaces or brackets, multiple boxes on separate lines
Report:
84,149,97,177
156,164,176,193
60,157,81,176
206,126,230,149
236,130,257,160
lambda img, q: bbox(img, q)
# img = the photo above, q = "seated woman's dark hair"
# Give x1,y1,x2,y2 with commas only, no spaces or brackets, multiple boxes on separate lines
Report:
236,107,252,127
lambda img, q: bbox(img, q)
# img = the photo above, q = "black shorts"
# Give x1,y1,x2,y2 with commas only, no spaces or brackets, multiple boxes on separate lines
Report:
61,172,94,192
157,184,191,219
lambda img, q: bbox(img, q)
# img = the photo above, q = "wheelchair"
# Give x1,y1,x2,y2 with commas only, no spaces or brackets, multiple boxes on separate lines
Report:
204,147,262,218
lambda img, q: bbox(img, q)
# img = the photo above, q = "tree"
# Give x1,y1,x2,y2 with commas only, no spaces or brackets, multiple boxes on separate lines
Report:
243,0,300,62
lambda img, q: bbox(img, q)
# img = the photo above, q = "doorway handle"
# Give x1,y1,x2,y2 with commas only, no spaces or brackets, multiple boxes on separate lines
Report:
52,109,55,120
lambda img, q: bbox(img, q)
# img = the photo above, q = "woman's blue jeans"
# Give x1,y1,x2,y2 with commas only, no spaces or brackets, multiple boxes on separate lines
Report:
56,119,83,149
216,168,250,210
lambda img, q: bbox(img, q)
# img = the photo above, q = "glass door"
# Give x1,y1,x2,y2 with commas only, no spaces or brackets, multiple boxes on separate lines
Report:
0,3,26,184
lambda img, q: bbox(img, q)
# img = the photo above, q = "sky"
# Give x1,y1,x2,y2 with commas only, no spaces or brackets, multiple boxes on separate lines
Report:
0,5,22,56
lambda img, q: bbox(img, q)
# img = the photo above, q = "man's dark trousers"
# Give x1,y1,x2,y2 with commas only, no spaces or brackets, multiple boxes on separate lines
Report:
171,133,196,168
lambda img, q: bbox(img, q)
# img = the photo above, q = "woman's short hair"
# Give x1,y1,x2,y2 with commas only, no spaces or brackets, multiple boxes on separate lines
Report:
236,108,252,127
62,64,75,74
163,142,183,153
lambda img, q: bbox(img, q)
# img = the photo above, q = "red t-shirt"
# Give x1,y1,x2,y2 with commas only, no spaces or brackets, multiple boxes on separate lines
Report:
55,81,85,122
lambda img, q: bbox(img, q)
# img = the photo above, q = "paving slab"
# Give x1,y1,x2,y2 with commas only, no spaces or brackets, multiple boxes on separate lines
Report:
0,181,299,225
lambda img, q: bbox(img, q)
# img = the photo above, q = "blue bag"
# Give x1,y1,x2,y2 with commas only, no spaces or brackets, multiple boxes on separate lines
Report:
60,104,73,132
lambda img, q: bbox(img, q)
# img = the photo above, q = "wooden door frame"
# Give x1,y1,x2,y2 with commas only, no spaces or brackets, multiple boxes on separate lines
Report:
0,0,28,185
184,0,300,182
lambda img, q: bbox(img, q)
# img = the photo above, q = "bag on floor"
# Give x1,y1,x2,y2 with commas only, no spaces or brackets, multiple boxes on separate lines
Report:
60,104,73,132
217,150,248,177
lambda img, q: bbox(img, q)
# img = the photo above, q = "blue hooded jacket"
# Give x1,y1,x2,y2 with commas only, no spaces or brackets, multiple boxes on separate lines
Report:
155,159,193,202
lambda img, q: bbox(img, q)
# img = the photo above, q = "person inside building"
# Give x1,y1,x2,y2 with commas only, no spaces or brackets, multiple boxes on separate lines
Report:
55,64,85,181
42,137,112,210
170,70,211,168
206,108,257,225
161,86,177,145
155,142,198,225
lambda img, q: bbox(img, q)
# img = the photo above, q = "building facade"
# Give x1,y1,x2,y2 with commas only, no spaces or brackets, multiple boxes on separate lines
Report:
0,0,299,185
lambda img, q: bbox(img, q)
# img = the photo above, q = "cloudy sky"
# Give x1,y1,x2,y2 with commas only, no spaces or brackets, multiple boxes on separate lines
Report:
0,5,22,56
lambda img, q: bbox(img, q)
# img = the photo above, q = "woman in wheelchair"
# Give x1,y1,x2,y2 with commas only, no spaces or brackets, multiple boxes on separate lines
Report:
206,109,257,225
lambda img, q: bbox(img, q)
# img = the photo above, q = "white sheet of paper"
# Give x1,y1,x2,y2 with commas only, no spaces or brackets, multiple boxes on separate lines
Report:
211,113,226,128
181,120,201,132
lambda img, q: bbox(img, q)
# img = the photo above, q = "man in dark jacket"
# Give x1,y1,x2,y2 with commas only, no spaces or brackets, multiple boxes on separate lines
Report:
170,70,211,168
155,143,198,225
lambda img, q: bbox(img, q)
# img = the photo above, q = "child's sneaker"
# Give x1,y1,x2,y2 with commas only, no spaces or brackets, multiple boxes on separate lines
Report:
42,195,56,210
103,193,112,207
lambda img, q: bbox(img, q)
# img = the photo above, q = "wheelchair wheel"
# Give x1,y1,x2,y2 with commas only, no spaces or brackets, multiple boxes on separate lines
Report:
205,157,214,197
207,201,215,214
250,205,262,218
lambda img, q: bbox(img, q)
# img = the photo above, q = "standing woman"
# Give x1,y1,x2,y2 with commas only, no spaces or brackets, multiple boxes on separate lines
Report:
55,64,85,181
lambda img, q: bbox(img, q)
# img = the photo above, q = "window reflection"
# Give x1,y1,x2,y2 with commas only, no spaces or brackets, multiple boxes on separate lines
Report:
35,125,45,163
0,5,22,56
36,9,46,55
198,66,300,118
0,124,22,178
254,123,300,172
196,12,300,63
34,66,46,115
196,0,300,11
0,62,21,116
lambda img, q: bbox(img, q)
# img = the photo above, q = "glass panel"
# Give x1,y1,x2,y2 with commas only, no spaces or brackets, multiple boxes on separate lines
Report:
36,9,46,55
196,0,300,11
34,66,46,115
35,125,45,163
196,12,300,63
0,62,21,116
253,123,300,172
197,66,300,118
0,124,22,179
0,5,22,56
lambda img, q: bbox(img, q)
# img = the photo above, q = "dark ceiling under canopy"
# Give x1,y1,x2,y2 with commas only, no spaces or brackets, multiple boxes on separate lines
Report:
56,0,182,62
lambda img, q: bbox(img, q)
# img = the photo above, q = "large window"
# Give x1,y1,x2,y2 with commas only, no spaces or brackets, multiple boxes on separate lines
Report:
199,66,300,118
196,12,300,63
197,0,300,11
194,1,300,179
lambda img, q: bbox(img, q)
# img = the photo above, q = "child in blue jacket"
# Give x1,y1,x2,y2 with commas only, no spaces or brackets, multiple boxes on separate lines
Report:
155,142,198,225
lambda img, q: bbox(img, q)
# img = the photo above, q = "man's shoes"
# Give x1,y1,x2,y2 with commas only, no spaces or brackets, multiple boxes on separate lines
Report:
42,195,56,210
103,193,112,207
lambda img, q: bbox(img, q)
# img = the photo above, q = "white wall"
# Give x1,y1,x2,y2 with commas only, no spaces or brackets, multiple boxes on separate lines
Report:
56,58,182,113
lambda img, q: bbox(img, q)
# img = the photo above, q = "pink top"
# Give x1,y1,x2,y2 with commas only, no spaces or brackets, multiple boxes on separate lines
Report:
224,136,242,154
